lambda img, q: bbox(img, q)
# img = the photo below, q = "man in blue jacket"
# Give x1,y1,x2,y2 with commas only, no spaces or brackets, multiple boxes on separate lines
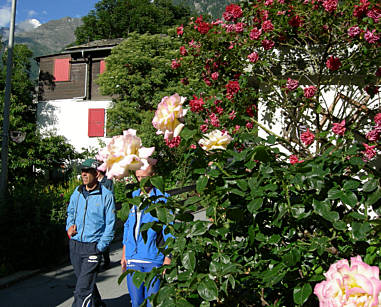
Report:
66,159,116,307
121,162,172,307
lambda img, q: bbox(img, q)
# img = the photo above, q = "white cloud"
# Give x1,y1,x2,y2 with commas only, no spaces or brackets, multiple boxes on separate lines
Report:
0,5,11,27
27,10,37,17
16,18,41,32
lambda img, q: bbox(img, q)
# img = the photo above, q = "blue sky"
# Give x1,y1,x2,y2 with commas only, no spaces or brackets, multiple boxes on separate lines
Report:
0,0,99,28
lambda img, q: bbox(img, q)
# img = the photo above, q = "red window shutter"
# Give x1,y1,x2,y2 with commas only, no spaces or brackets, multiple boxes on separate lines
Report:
54,58,70,81
88,109,105,137
100,60,106,74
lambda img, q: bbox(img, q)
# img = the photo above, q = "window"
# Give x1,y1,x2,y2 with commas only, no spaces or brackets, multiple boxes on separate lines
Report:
88,109,105,137
53,58,70,81
100,60,106,74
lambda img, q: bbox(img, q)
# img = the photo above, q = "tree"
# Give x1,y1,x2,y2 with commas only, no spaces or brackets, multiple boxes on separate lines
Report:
74,0,192,44
0,44,79,186
97,31,193,176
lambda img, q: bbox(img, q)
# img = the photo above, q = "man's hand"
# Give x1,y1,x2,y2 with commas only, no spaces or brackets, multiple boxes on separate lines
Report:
67,225,77,239
121,257,127,272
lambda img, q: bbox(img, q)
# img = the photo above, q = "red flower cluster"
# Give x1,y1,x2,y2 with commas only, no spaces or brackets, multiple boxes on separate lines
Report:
226,80,240,100
222,4,243,21
189,95,205,113
262,39,275,50
301,129,315,146
290,155,304,165
304,86,317,98
286,78,299,91
249,27,262,40
165,136,181,148
288,15,303,28
326,56,341,71
322,0,338,13
195,16,211,35
171,59,180,69
248,52,259,63
332,120,346,136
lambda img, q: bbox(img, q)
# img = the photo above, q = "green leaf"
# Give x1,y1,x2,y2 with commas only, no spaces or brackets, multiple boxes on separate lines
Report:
343,180,360,190
190,221,208,236
237,179,248,191
182,251,196,271
197,278,218,302
184,196,201,206
248,198,263,213
333,221,347,231
313,199,339,222
366,189,381,206
181,127,196,140
327,188,343,199
363,179,378,192
132,271,146,288
340,191,358,207
150,175,165,193
293,283,312,305
283,248,301,266
196,175,209,193
176,298,194,307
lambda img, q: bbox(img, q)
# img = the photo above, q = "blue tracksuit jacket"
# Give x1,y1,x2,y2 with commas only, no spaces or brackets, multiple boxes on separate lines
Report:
123,188,173,265
66,183,116,252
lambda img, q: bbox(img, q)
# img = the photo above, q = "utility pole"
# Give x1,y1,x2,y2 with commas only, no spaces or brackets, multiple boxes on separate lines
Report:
0,0,17,200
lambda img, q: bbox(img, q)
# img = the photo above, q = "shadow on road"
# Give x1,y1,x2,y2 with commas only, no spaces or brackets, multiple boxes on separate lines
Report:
103,294,131,307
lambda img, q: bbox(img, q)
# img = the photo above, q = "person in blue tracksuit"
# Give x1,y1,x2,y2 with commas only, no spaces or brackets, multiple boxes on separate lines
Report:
121,163,172,307
66,159,116,307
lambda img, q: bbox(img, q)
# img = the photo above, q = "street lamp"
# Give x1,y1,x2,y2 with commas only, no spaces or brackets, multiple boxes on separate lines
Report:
0,0,17,200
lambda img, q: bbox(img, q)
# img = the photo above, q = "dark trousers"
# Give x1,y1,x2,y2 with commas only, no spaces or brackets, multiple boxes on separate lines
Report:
69,240,102,307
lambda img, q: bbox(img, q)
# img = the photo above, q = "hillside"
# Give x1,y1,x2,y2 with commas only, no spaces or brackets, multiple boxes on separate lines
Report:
173,0,235,19
1,17,82,79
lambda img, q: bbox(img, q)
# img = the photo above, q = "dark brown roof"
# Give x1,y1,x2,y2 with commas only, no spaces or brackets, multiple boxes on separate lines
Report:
35,38,125,59
65,38,125,50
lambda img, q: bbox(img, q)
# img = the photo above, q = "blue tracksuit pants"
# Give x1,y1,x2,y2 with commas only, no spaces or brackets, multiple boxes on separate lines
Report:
126,262,161,307
69,240,103,307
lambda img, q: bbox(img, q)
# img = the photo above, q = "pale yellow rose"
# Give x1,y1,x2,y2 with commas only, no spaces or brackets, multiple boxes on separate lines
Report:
198,129,232,152
152,93,187,140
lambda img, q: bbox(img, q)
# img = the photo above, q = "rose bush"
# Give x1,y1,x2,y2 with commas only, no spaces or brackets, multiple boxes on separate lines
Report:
108,0,380,306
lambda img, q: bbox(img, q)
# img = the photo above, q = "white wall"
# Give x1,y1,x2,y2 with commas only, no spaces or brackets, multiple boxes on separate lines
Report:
37,98,113,152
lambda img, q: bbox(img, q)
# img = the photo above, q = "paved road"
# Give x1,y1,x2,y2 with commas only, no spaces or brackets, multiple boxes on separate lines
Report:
0,210,206,307
0,242,130,307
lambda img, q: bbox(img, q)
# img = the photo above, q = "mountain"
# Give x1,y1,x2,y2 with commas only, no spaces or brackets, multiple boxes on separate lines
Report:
1,17,83,79
173,0,235,19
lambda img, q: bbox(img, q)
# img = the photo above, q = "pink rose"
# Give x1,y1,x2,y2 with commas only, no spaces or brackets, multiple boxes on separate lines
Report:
362,143,377,161
286,78,299,91
171,59,180,69
211,72,219,80
332,120,346,136
366,129,380,142
300,128,315,146
176,25,184,36
248,52,259,63
364,29,380,44
315,256,381,306
322,0,338,13
348,26,361,37
290,155,304,164
303,86,317,98
262,39,275,50
261,20,274,32
374,113,381,126
249,27,262,40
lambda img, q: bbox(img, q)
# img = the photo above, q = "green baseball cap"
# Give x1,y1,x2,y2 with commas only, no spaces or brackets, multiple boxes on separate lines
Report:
80,158,99,171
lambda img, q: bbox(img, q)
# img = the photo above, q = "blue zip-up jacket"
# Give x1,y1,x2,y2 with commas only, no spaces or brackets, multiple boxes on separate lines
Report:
66,183,116,252
123,188,172,265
